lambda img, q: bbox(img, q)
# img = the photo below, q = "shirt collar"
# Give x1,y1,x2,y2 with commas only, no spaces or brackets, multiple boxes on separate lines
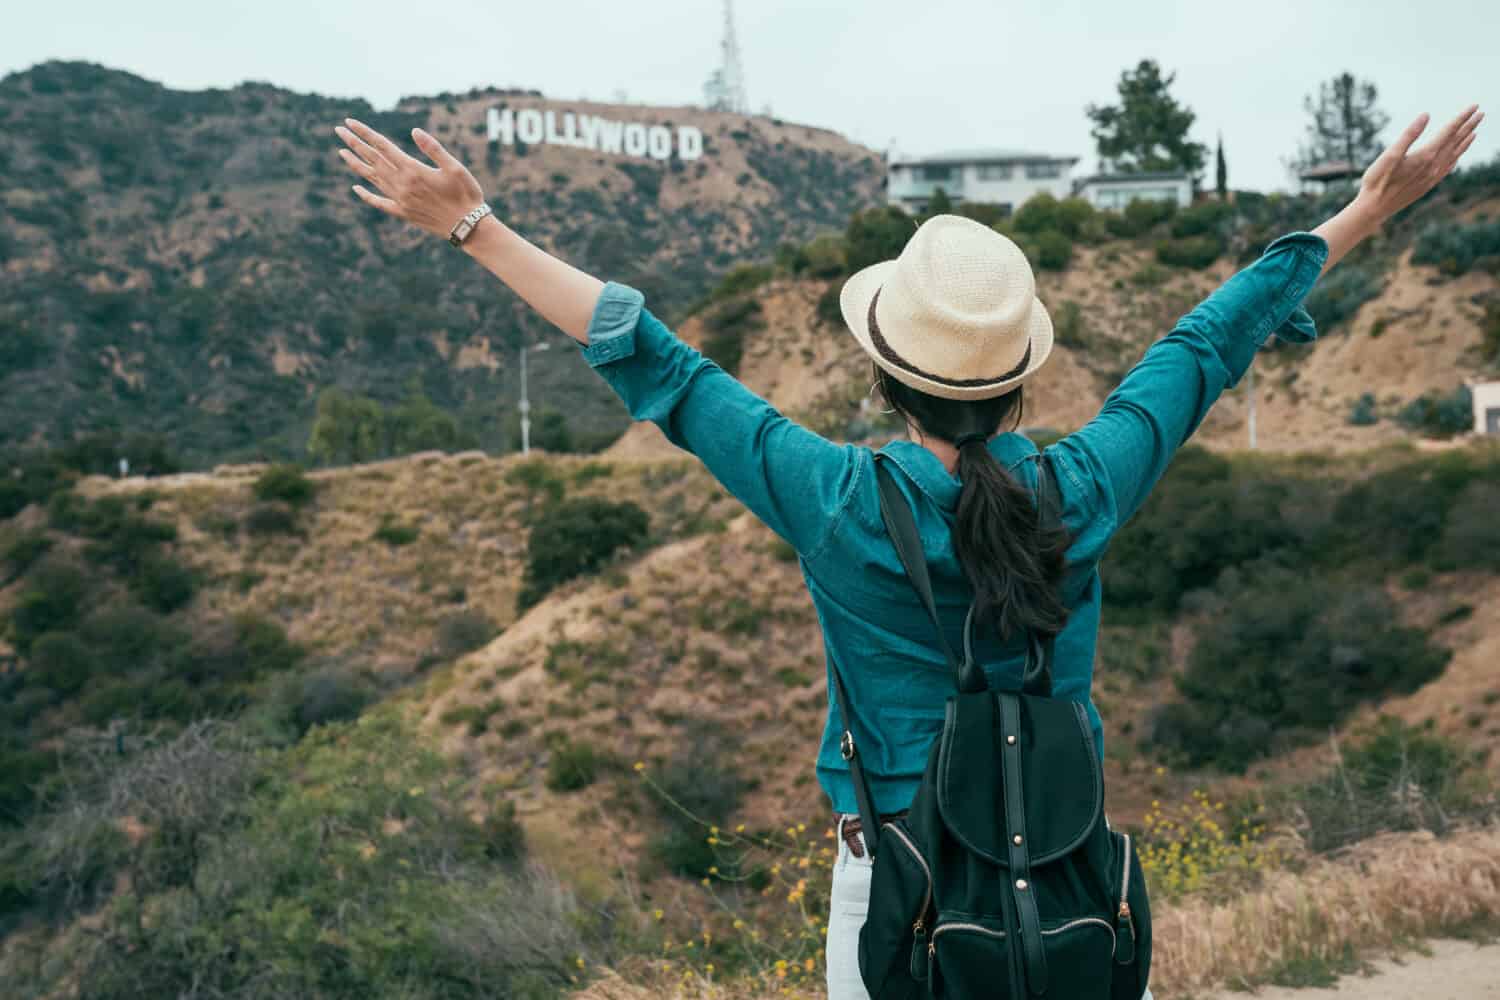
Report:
876,433,1040,510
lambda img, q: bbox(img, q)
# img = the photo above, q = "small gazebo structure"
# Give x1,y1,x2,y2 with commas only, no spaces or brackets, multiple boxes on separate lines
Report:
1298,160,1364,192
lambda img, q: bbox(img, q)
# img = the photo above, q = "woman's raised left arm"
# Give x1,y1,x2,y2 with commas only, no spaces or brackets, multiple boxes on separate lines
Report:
334,118,603,343
332,118,860,558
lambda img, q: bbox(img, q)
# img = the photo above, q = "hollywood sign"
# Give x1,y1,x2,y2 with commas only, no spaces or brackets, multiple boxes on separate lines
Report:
487,108,705,161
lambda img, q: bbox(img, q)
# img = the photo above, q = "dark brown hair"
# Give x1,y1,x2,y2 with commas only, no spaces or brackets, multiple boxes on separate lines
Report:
875,365,1072,643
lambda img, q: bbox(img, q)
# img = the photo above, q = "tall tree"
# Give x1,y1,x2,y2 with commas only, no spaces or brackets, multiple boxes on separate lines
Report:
1215,133,1228,200
1297,72,1389,170
1086,60,1207,176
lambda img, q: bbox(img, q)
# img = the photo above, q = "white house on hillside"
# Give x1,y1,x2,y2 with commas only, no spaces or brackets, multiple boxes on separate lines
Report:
1073,171,1194,211
886,149,1080,216
1474,382,1500,435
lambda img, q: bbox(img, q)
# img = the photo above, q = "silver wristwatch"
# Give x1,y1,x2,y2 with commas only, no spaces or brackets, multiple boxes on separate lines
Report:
447,202,493,247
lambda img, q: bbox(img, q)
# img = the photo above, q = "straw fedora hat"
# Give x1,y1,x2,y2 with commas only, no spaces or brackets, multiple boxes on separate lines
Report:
840,214,1053,401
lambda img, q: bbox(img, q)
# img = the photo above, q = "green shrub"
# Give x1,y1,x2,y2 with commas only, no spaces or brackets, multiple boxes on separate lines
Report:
9,556,90,651
1433,481,1500,571
844,206,915,273
27,631,94,696
1159,566,1450,771
1013,193,1060,234
1051,300,1091,349
1030,230,1074,271
286,667,373,733
709,264,773,302
518,497,649,608
1124,197,1177,233
545,738,603,792
252,464,316,506
1347,393,1379,426
1411,219,1500,276
1169,200,1232,238
1396,385,1473,438
1283,717,1493,852
431,609,498,661
1155,235,1223,269
1482,301,1500,362
244,502,299,536
799,234,848,279
1304,262,1382,330
815,283,843,327
700,296,763,375
646,722,749,878
132,553,197,613
6,714,579,1000
1,530,52,581
504,460,566,506
372,513,420,546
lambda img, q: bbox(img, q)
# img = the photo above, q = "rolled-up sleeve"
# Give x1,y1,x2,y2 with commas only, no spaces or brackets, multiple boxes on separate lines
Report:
581,282,860,558
1051,232,1328,549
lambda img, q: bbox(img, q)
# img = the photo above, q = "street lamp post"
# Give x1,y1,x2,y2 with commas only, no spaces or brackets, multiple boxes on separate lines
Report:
518,341,551,456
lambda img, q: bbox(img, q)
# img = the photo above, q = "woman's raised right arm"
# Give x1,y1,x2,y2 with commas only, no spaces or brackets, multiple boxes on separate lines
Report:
1048,106,1482,543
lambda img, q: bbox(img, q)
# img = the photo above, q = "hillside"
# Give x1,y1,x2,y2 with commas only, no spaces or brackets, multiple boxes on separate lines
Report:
609,196,1500,461
5,64,1500,998
0,61,882,465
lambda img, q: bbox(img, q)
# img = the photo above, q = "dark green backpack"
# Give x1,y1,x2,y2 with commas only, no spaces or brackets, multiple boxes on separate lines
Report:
829,455,1152,999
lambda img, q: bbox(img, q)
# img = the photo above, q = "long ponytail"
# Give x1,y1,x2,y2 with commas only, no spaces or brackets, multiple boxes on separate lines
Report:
876,366,1072,642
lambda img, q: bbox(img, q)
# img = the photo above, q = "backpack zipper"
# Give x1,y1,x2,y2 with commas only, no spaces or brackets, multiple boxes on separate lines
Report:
1115,833,1137,964
926,918,1115,961
881,821,933,934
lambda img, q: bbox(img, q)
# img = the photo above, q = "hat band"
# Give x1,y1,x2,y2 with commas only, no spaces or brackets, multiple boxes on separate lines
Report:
868,288,1031,389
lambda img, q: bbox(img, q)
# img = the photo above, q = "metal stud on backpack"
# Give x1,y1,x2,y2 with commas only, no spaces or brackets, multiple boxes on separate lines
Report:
830,455,1152,999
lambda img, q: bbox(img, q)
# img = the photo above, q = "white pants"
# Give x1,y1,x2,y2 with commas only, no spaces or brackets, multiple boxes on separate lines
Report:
826,818,1153,1000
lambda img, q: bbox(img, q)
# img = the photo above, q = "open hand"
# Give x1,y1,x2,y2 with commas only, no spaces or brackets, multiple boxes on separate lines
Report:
333,118,486,239
1357,105,1483,224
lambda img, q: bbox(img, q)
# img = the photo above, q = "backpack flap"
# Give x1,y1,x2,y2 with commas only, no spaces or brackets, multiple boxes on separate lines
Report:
936,692,1102,867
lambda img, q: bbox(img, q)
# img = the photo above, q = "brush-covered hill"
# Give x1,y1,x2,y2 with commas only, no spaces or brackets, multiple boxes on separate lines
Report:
609,166,1500,460
0,60,882,465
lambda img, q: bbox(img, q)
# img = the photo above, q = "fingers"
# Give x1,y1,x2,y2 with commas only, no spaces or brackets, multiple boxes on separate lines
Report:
1451,108,1484,149
343,117,418,171
412,127,462,172
351,184,400,216
334,123,387,170
1389,113,1431,160
1430,104,1481,152
336,147,377,183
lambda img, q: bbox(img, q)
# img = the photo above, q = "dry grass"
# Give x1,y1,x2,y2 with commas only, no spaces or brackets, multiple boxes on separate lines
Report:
570,825,1500,1000
1148,825,1500,996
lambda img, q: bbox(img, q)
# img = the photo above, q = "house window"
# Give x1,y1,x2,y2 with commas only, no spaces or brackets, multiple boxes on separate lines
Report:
1025,162,1062,179
977,164,1013,181
1487,407,1500,434
919,165,954,181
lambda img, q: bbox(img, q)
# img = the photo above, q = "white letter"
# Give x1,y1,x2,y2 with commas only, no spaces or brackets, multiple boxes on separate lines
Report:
517,109,544,144
544,110,565,146
578,115,602,151
598,118,625,154
647,126,673,160
487,107,514,144
624,123,648,157
678,125,704,161
562,112,582,147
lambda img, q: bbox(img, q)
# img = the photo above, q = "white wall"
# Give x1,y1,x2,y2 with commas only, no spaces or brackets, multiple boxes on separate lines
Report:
1077,176,1193,210
887,161,1075,213
1474,382,1500,435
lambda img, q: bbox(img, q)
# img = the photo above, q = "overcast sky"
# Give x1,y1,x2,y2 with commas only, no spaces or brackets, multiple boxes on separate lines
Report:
4,0,1495,192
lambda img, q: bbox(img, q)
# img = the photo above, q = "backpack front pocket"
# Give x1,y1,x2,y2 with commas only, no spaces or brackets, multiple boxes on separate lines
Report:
928,916,1011,1000
926,913,1116,999
858,820,934,1000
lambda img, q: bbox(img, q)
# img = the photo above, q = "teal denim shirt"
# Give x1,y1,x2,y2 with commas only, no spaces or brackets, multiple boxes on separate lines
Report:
580,232,1329,817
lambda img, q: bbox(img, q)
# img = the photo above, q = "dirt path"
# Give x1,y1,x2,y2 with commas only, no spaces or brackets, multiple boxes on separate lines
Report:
1203,938,1500,999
